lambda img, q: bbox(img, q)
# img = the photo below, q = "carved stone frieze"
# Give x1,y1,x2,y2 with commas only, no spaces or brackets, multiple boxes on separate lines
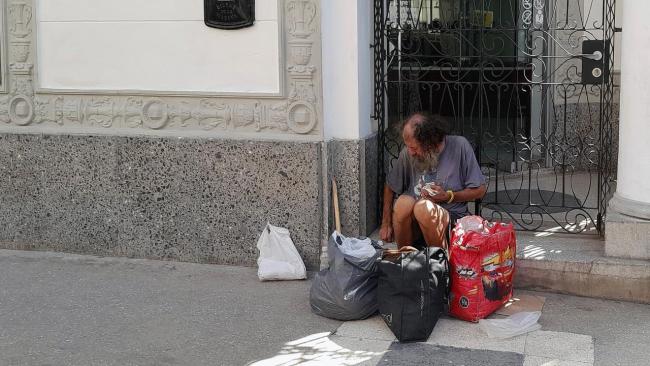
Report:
0,0,323,137
168,102,193,127
9,94,34,125
142,99,169,130
289,80,316,104
287,101,316,134
287,0,316,39
85,98,116,128
8,1,32,39
0,96,11,123
289,40,313,66
33,96,51,124
55,97,84,125
195,100,231,130
7,1,35,101
231,103,257,128
11,74,33,96
10,40,30,63
123,97,144,128
285,0,319,134
257,102,289,131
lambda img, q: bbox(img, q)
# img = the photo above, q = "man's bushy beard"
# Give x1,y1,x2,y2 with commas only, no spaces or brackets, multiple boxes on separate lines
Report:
413,148,439,172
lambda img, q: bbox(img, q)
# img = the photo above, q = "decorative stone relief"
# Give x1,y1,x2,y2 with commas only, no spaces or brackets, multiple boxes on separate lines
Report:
9,94,34,125
287,101,316,134
0,96,11,123
168,102,193,127
55,97,84,125
195,100,231,130
33,96,51,124
11,72,33,96
232,103,257,128
8,1,32,39
142,99,169,130
285,0,319,134
287,0,316,39
123,97,144,128
86,98,116,128
10,39,29,63
257,102,289,131
8,1,34,99
0,0,322,138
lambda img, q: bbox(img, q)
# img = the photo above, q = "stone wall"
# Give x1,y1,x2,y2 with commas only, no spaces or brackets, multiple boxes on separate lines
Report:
0,133,325,269
328,133,380,238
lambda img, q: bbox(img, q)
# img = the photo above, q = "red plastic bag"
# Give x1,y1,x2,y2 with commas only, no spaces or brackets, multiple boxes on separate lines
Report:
448,216,516,322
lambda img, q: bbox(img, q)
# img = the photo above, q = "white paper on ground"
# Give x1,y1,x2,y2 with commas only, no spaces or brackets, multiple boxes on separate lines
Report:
479,311,542,339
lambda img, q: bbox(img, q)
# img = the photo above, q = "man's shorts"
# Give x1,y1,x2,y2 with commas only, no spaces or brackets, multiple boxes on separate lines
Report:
403,200,468,249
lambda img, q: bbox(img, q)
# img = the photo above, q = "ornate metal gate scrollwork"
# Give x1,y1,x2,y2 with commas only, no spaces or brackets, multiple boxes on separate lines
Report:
374,0,617,234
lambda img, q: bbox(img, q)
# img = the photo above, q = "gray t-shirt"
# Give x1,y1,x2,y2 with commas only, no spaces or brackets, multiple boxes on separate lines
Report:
386,135,486,217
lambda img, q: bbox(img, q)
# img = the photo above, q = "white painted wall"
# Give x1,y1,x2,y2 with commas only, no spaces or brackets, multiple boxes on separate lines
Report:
357,0,375,139
615,0,650,203
322,0,375,140
614,0,623,72
36,0,281,94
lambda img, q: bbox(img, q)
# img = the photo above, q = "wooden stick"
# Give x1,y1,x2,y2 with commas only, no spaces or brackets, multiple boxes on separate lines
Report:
332,177,341,233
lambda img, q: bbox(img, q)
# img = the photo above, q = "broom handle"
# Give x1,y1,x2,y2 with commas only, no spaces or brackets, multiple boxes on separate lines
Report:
332,177,341,233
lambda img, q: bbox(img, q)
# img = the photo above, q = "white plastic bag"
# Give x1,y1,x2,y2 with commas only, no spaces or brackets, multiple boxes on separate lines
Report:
479,311,542,339
335,232,376,259
256,223,307,281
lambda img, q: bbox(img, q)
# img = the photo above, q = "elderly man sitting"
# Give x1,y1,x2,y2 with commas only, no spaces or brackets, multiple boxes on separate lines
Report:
380,113,487,249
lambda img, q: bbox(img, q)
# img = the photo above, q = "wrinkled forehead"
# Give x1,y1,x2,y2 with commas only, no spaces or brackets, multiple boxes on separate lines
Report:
402,123,422,147
402,122,414,140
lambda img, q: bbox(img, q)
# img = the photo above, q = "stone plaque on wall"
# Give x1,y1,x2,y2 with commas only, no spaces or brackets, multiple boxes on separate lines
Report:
205,0,255,30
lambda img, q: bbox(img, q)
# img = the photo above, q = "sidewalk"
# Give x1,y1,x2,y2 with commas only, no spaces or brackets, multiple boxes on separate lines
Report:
0,249,648,366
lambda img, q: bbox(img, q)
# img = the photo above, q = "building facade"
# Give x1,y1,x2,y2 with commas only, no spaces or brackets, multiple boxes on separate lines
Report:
0,0,647,271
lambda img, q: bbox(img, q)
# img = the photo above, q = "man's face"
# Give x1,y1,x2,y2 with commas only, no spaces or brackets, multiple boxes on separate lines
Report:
403,124,440,172
403,127,425,158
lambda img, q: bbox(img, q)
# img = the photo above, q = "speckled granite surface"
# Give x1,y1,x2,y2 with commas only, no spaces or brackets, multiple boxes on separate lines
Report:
363,133,380,236
328,134,380,237
0,134,324,269
328,139,361,237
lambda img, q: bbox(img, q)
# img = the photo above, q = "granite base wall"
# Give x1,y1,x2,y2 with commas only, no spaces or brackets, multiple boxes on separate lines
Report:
0,134,324,269
328,133,379,237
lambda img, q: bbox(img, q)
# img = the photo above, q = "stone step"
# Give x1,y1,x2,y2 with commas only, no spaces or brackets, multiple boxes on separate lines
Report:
514,231,650,304
360,229,650,304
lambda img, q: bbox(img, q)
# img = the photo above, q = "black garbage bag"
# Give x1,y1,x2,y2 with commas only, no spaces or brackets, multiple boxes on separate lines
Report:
378,246,449,342
309,232,383,321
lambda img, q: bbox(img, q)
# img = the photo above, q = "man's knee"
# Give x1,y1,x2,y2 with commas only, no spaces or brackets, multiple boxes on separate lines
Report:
393,195,416,224
413,199,449,225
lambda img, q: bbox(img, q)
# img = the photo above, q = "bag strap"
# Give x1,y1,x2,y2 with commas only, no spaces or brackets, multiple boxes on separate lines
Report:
382,246,418,262
427,247,451,299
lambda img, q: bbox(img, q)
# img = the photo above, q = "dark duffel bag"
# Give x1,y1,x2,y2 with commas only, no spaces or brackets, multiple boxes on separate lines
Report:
377,246,449,342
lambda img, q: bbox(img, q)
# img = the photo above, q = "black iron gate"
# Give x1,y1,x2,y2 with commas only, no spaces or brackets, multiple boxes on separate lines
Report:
374,0,617,234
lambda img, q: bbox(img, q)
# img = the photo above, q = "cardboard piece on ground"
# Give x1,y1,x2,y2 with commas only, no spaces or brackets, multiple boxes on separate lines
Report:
495,293,546,316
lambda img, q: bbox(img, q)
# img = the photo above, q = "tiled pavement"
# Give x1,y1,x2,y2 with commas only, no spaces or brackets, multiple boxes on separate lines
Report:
252,293,594,366
2,250,647,366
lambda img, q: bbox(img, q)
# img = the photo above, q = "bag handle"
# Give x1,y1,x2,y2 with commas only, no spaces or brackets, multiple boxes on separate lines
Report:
382,246,418,262
426,247,451,299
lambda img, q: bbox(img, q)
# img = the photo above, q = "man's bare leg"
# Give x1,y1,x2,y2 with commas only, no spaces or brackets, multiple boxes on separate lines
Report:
413,199,450,249
392,195,416,248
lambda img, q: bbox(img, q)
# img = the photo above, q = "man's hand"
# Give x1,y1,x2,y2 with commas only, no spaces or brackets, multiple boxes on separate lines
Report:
420,183,450,203
380,223,394,242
